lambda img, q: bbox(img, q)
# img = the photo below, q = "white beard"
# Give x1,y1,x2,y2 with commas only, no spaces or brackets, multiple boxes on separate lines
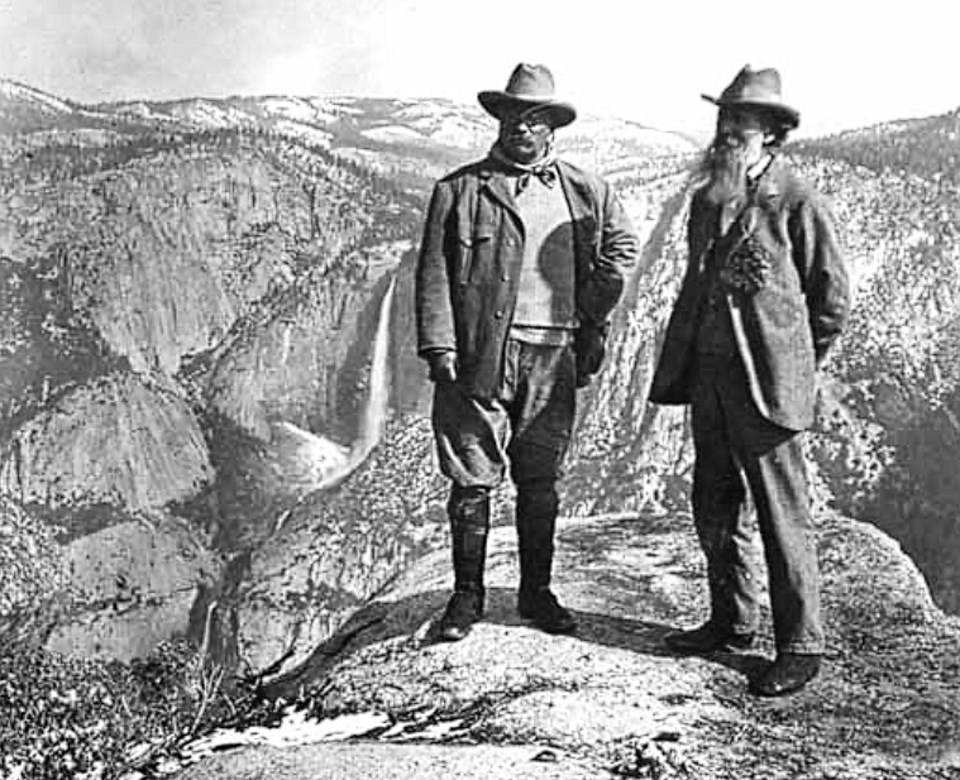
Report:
700,140,751,208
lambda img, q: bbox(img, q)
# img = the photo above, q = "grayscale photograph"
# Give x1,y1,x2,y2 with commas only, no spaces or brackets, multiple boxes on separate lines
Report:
1,1,958,778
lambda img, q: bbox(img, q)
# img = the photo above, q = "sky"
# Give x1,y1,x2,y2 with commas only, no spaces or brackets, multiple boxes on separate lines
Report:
0,0,957,139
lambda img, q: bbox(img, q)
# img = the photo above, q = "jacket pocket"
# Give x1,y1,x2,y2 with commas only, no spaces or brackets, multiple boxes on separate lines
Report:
457,231,493,286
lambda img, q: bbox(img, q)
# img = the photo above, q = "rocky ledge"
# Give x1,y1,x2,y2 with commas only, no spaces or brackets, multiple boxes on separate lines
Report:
174,509,960,780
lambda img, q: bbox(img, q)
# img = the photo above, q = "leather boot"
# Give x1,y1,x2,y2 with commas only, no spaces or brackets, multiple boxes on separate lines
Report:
516,481,576,634
438,485,489,642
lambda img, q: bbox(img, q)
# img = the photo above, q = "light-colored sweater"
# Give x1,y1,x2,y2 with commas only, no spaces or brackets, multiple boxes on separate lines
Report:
509,174,577,344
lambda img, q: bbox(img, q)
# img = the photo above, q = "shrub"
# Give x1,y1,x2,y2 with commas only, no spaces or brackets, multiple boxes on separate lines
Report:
0,636,259,779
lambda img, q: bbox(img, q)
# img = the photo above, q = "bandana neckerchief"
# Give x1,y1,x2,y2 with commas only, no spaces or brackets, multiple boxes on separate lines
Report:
489,144,558,194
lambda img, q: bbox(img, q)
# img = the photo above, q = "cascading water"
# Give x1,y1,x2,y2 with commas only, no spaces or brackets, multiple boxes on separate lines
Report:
296,272,397,492
268,273,398,534
349,274,397,465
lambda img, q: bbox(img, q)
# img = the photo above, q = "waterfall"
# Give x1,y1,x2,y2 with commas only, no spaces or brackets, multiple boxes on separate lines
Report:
303,273,397,491
268,420,350,493
272,274,397,530
350,274,397,464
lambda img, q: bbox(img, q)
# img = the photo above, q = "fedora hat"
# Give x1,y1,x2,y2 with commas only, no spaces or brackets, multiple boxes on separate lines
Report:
478,63,577,129
702,66,800,129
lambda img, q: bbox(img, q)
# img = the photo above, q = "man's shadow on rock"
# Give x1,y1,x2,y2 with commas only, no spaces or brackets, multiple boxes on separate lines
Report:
462,587,769,680
265,587,768,699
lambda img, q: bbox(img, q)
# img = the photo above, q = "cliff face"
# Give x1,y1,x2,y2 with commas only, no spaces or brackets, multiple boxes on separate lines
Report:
0,372,211,515
0,102,425,661
562,172,695,515
795,153,960,612
224,415,448,675
212,168,696,678
181,508,960,780
561,143,960,618
4,78,960,689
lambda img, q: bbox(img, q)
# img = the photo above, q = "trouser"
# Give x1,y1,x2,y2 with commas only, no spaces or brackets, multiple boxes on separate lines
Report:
691,356,824,654
432,339,577,592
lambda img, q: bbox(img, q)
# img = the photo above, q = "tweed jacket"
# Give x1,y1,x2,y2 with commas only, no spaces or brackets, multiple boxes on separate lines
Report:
415,155,638,399
649,156,850,431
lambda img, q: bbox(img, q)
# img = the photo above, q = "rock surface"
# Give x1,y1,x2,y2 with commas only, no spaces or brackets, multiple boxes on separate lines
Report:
4,80,960,716
0,124,423,663
46,514,222,661
174,509,960,780
177,742,604,780
0,372,212,514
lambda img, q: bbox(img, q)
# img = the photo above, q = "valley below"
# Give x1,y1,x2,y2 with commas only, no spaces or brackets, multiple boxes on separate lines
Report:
1,79,960,778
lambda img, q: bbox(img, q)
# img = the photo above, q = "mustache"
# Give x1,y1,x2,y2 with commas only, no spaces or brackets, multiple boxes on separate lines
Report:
698,140,749,177
698,138,750,206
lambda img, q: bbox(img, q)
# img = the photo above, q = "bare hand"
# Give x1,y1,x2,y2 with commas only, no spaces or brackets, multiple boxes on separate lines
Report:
428,351,458,383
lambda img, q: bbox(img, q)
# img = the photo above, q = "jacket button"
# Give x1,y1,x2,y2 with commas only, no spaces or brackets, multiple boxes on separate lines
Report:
494,311,504,319
501,273,509,282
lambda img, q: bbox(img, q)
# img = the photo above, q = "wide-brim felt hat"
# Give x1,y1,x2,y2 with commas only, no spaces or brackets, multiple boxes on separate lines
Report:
478,63,577,128
702,65,800,129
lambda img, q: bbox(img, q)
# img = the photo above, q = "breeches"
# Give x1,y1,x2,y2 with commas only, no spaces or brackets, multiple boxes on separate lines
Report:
432,339,577,490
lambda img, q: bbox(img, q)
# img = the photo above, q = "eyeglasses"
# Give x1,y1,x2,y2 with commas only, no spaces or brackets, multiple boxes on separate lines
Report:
501,111,551,131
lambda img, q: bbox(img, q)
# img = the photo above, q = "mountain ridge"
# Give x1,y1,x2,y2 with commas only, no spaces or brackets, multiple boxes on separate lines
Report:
2,76,960,778
0,77,698,184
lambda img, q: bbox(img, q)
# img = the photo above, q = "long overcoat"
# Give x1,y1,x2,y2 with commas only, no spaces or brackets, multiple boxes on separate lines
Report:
649,156,850,431
415,156,638,400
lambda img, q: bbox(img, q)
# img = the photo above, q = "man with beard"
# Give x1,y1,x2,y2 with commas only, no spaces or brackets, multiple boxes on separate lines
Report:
416,63,638,641
649,66,850,696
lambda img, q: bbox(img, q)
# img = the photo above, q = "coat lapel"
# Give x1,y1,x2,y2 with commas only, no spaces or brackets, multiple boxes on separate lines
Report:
555,161,598,267
478,164,520,223
753,155,785,206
